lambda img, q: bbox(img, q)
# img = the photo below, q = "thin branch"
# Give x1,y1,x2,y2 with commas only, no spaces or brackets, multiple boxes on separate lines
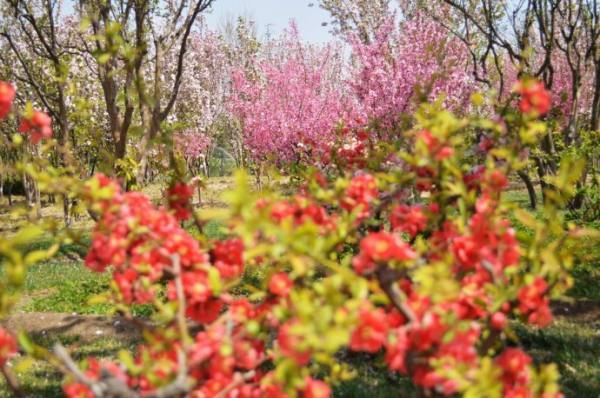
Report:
1,364,26,398
376,266,418,325
160,0,215,121
1,32,59,119
214,371,257,398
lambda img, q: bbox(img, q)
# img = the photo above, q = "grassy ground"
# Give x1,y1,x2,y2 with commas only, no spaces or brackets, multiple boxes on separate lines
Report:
1,182,598,397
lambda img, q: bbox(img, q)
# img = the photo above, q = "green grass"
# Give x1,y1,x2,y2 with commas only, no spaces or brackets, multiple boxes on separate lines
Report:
333,352,415,397
515,320,600,398
22,259,112,315
569,267,600,301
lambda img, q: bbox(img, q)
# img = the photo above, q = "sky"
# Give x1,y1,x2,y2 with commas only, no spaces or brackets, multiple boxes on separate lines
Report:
204,0,334,43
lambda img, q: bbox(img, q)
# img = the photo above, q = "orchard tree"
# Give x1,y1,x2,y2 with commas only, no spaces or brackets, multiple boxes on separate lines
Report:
0,0,82,220
230,22,353,169
0,0,72,150
347,12,474,129
430,0,600,211
74,0,215,182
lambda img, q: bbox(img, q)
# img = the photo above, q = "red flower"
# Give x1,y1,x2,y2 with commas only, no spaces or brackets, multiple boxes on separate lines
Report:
233,338,264,370
349,305,389,353
490,312,507,330
390,205,428,237
527,304,552,327
261,383,289,398
63,383,93,398
495,347,532,386
64,358,127,397
186,298,224,324
452,235,479,270
437,325,480,364
270,200,298,222
417,130,454,160
114,268,138,304
171,270,212,304
505,387,533,398
0,81,15,119
351,253,376,275
269,273,293,297
384,328,409,372
359,231,416,263
278,320,311,365
464,165,486,190
518,277,552,327
478,136,494,152
486,170,508,192
514,80,551,115
413,165,436,192
409,312,446,352
341,174,378,219
304,377,331,398
167,182,194,221
230,298,256,321
212,238,244,278
19,110,52,144
0,328,17,366
518,277,548,311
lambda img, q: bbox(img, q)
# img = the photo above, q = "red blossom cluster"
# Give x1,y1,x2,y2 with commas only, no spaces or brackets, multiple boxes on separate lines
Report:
344,159,558,396
341,174,378,220
495,348,564,398
0,80,53,144
84,175,218,320
78,174,334,397
417,130,454,161
0,328,17,367
451,202,521,282
269,272,294,297
19,110,53,144
334,127,371,168
352,231,416,275
390,204,428,238
63,358,127,397
268,195,335,229
277,319,311,365
0,81,15,119
211,238,245,279
514,80,552,116
167,182,194,221
518,277,553,327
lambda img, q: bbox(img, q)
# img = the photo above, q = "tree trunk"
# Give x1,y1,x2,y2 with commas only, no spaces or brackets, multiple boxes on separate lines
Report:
517,170,537,209
7,181,12,207
591,61,600,131
533,157,549,202
63,195,71,226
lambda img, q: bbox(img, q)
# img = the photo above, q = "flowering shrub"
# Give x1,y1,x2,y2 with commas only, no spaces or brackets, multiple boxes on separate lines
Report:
348,13,474,127
231,14,475,167
175,130,213,162
1,79,596,397
229,23,354,164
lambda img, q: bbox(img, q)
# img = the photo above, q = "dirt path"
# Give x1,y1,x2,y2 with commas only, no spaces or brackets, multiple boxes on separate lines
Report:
1,312,141,343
